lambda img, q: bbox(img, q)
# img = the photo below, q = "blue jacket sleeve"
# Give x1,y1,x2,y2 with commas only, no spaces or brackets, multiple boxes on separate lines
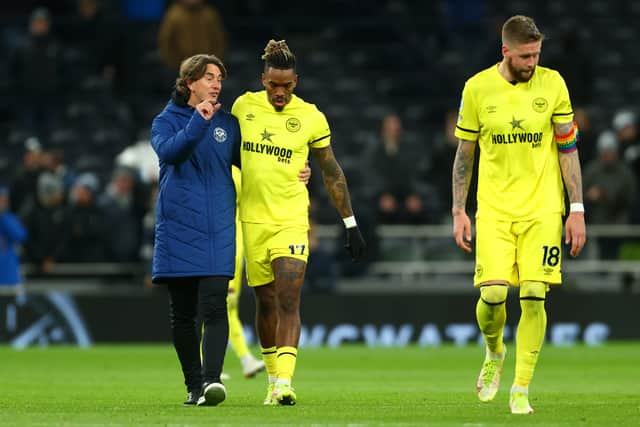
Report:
151,110,210,165
0,212,27,243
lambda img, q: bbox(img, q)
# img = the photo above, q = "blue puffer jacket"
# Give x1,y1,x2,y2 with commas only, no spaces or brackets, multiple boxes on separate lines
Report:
150,93,239,282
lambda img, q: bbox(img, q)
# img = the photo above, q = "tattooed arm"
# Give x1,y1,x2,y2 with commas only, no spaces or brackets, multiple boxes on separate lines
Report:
452,138,477,253
555,121,584,204
555,121,587,257
310,145,354,218
312,145,365,261
452,139,477,215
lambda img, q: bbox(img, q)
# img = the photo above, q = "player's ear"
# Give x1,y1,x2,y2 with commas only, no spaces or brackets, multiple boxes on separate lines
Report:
261,73,267,89
291,74,298,90
501,44,509,58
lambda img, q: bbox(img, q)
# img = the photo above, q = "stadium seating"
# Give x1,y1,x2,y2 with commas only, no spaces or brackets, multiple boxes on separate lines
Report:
1,1,640,287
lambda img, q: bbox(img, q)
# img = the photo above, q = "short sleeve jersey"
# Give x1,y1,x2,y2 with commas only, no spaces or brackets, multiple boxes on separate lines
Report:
454,65,574,221
231,91,330,226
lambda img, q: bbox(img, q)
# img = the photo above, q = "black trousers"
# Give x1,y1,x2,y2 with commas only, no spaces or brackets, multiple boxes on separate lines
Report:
164,276,229,392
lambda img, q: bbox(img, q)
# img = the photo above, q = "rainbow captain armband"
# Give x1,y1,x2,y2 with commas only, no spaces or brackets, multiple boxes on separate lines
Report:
555,121,579,153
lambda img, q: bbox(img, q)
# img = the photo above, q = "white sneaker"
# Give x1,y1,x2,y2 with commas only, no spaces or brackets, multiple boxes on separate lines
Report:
242,357,266,378
197,382,226,406
476,347,506,402
510,385,534,414
220,372,231,381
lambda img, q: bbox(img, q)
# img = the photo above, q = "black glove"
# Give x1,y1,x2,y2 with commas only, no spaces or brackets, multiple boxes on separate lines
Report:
345,226,366,262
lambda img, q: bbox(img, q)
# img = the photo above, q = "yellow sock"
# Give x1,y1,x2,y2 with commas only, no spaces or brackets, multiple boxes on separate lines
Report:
476,285,508,354
227,299,250,359
515,281,548,387
261,346,278,379
276,346,298,381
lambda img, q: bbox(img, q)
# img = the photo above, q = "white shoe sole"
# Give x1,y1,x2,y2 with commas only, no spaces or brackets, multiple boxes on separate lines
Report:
197,383,226,406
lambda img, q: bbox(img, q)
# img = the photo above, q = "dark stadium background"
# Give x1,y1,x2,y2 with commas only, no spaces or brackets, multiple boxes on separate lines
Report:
1,0,639,347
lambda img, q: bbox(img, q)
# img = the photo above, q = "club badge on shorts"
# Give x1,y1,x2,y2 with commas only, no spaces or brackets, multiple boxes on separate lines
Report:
213,127,227,143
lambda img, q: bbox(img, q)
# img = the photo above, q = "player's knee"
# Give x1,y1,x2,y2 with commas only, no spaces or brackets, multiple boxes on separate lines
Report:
519,281,547,314
256,297,276,317
520,281,547,299
278,291,301,315
479,284,508,305
255,285,277,316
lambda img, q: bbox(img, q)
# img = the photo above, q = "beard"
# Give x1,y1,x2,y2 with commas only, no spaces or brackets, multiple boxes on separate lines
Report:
506,57,535,82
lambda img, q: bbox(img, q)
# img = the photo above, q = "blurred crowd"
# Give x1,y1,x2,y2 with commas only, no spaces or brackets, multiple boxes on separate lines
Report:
6,140,152,271
2,0,640,282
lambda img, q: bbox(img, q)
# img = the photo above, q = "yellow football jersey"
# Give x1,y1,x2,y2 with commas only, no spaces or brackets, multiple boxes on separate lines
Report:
231,91,331,226
454,64,574,221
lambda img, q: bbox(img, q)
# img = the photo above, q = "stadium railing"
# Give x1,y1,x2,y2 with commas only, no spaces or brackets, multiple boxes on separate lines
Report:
316,224,640,291
17,224,640,293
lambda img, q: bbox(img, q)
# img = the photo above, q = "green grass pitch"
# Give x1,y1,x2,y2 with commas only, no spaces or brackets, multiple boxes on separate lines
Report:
1,344,638,426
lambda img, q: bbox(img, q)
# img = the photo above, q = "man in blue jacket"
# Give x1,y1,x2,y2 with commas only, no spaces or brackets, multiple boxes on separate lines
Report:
151,54,237,407
0,183,27,289
150,53,309,407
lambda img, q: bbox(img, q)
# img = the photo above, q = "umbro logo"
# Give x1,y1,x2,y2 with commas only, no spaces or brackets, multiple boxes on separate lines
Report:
246,113,255,121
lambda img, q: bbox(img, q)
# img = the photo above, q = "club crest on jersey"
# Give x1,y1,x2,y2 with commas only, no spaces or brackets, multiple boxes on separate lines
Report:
286,117,301,132
213,127,227,143
532,97,548,113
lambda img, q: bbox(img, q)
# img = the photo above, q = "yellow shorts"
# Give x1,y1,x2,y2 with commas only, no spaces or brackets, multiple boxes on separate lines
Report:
474,214,563,287
242,222,309,287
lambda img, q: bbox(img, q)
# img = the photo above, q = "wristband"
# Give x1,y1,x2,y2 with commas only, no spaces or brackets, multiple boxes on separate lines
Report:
570,203,585,213
342,216,357,228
